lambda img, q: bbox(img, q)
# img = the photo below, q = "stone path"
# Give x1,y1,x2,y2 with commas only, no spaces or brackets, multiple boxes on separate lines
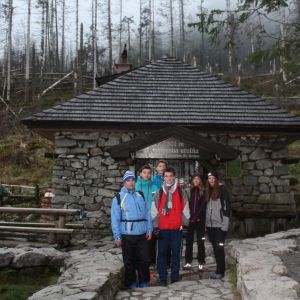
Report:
115,245,237,300
227,228,300,300
28,237,124,300
280,237,300,284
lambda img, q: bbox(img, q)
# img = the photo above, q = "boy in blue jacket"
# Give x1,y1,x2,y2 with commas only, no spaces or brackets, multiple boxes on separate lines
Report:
135,165,159,265
152,160,167,188
111,170,152,289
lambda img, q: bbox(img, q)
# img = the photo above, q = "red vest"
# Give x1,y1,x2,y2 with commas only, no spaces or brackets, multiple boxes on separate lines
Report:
158,189,184,230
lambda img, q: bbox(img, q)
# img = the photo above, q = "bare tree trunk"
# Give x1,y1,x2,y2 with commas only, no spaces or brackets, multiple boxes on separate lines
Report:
139,0,143,65
152,0,155,61
74,0,79,95
55,0,59,71
280,6,287,82
179,0,185,62
148,0,152,61
119,0,123,59
45,1,49,71
7,0,13,102
61,0,65,72
170,0,175,57
226,0,233,74
49,0,54,72
93,0,98,89
79,23,83,93
25,0,31,103
108,0,113,73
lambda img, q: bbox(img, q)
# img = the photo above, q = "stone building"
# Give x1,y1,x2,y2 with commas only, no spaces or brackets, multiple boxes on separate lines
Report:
23,58,300,238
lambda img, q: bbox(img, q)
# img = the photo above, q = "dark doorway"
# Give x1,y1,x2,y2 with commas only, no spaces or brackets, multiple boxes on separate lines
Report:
135,159,207,188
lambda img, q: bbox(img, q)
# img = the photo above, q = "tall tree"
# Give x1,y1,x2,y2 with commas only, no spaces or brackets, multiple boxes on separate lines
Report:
7,0,13,102
74,0,79,95
170,0,175,57
107,0,112,73
179,0,185,62
61,0,65,72
93,0,98,88
119,0,123,59
25,0,31,102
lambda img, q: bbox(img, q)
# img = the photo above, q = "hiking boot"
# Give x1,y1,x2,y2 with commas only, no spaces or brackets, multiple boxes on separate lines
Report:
209,273,224,280
139,281,148,288
129,282,138,289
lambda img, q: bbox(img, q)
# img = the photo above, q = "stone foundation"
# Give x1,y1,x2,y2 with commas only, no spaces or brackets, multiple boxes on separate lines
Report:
52,130,296,239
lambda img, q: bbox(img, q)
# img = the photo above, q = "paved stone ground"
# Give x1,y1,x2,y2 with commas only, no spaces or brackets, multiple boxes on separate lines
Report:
280,237,300,284
115,255,237,300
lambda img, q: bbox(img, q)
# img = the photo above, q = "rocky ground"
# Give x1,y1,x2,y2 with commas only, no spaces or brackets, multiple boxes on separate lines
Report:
1,229,300,299
115,261,237,300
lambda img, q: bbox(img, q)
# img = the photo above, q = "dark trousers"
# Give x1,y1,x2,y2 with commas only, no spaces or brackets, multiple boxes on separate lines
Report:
185,221,205,264
157,229,182,282
121,234,150,287
148,235,157,265
206,227,226,276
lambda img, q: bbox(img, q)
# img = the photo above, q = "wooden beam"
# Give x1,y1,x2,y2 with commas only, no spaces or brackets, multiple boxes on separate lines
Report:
0,207,80,215
0,221,84,228
0,226,74,234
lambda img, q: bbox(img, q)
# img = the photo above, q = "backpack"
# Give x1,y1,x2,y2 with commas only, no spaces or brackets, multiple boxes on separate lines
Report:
115,190,145,206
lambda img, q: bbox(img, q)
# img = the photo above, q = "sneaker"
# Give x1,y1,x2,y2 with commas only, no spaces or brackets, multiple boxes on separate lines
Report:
129,282,138,289
198,264,204,271
171,279,179,283
210,273,224,280
183,263,192,270
139,281,148,288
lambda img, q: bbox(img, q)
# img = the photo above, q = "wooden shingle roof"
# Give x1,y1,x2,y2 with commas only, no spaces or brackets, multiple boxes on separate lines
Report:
23,58,300,133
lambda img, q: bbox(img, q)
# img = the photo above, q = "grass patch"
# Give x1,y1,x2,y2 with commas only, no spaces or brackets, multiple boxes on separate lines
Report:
0,267,59,300
0,130,54,186
228,264,242,300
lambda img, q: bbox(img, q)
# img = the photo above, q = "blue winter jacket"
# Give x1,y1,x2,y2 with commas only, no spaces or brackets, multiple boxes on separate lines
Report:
135,177,159,208
111,187,153,241
152,174,164,188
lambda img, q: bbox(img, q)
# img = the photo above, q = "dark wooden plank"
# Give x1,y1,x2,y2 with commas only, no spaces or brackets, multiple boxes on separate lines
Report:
0,207,79,215
0,226,74,234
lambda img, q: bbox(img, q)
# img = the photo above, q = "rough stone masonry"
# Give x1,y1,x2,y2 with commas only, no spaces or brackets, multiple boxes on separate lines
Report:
51,129,295,240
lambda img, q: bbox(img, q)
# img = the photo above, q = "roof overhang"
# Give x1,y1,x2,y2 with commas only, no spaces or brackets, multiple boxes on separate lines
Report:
22,119,300,142
108,126,241,161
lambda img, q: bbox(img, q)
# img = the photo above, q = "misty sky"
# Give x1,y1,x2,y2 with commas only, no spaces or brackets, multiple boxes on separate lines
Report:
3,0,228,53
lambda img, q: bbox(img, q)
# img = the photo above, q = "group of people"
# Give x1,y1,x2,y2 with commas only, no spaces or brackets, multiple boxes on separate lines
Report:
111,160,230,289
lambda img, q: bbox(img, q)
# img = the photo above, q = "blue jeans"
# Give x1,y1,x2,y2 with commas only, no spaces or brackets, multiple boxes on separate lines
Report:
157,229,182,282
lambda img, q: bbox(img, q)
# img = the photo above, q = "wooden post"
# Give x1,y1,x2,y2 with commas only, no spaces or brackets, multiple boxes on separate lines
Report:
57,214,69,247
35,184,40,207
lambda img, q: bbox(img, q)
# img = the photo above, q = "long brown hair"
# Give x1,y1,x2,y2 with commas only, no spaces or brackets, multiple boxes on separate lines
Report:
205,178,220,202
190,175,204,191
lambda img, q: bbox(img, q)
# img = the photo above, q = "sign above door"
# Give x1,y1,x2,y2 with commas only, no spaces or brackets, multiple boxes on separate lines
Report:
136,137,202,159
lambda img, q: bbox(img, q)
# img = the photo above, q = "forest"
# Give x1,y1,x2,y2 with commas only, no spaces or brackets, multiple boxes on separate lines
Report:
0,0,299,186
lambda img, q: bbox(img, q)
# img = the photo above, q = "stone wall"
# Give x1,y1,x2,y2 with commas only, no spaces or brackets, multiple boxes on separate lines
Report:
52,130,295,239
52,131,136,240
202,132,295,236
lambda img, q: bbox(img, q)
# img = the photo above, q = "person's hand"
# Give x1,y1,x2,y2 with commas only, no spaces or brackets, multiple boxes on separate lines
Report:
153,227,161,239
115,239,122,247
146,232,152,240
181,226,189,237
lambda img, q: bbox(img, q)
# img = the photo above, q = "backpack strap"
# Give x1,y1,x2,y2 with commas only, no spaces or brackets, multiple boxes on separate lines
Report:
137,190,145,200
115,193,121,206
115,191,145,206
158,187,163,203
178,187,183,203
